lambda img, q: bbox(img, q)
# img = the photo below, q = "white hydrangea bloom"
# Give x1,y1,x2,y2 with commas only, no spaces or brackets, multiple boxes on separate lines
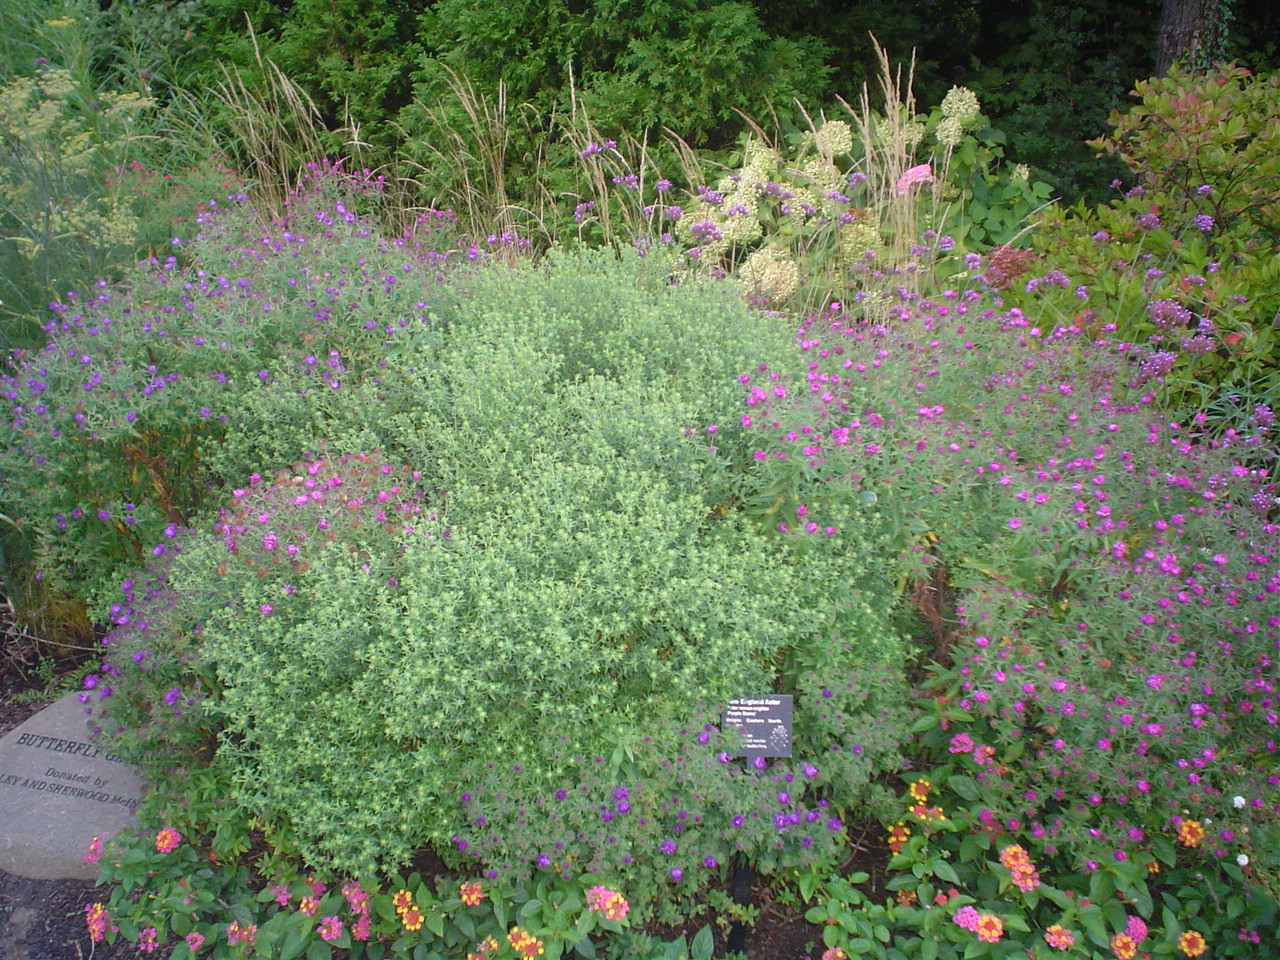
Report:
1011,163,1030,182
814,120,853,156
720,211,763,242
727,141,780,195
798,158,842,196
739,244,800,302
936,116,965,148
941,85,982,128
783,187,823,224
838,221,882,265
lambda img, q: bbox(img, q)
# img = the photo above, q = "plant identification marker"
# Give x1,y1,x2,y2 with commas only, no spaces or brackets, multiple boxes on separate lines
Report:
0,692,144,880
723,696,792,757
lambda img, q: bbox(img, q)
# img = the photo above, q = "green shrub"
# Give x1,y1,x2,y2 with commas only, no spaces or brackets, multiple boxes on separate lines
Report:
1009,64,1280,426
80,204,904,879
0,166,454,608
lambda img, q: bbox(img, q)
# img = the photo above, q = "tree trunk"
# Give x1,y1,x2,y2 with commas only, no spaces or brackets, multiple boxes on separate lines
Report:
1155,0,1230,75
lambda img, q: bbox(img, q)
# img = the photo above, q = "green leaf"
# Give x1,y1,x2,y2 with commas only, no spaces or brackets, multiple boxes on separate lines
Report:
959,833,989,861
1082,914,1110,951
306,941,333,960
279,928,306,960
690,924,715,960
1041,886,1072,910
798,872,821,902
932,861,960,885
910,714,938,734
945,776,980,802
1089,870,1114,903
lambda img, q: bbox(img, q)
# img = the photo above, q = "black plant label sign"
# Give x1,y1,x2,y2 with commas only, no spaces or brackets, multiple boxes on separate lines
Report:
723,696,792,757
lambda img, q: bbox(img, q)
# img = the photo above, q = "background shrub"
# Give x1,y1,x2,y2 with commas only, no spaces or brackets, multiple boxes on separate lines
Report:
1012,65,1280,430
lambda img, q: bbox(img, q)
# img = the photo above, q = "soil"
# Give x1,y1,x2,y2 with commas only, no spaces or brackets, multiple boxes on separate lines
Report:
0,618,829,960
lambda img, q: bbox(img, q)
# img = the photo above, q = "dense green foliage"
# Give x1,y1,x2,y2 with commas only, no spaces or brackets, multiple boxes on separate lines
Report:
3,6,1280,960
46,188,902,881
1013,65,1280,425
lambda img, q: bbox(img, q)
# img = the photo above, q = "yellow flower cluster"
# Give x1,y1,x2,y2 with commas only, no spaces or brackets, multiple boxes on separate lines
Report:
1177,930,1207,957
585,885,629,922
886,821,911,853
998,844,1041,892
507,926,545,958
1176,819,1206,847
392,889,424,931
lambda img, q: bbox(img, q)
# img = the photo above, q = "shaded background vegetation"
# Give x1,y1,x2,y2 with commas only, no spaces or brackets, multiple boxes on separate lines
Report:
157,0,1280,204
